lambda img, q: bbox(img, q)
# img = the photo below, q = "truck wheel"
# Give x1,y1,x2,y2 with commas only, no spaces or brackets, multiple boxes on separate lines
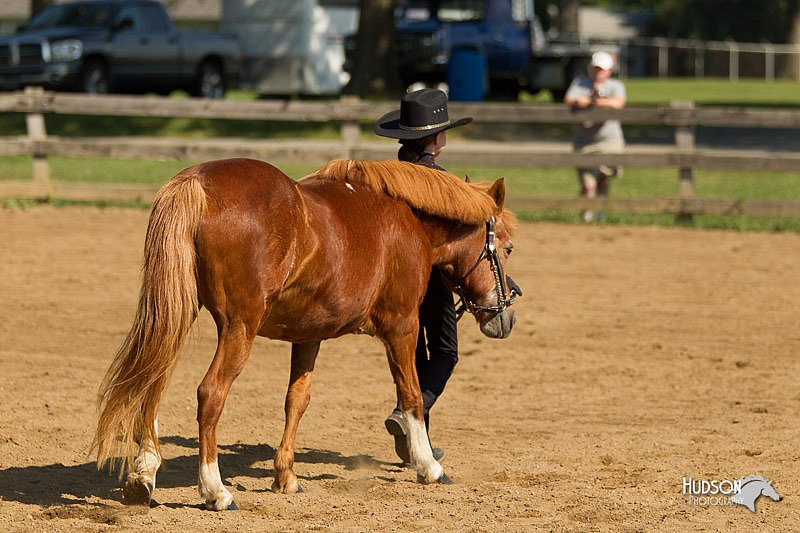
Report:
79,59,110,94
193,60,225,99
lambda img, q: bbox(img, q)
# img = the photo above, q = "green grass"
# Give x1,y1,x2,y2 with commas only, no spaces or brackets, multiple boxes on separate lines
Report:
623,78,800,107
0,155,320,184
1,196,151,210
0,155,34,182
3,156,799,202
521,77,800,107
445,165,800,201
515,210,800,233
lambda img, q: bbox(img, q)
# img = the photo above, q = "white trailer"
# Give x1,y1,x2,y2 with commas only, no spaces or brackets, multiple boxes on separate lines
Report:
221,0,357,96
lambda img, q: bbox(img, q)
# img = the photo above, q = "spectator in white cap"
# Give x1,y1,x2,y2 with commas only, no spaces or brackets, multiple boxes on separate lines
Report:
563,51,627,222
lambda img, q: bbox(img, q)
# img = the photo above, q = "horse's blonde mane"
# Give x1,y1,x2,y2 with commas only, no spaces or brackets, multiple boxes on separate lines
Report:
307,160,501,226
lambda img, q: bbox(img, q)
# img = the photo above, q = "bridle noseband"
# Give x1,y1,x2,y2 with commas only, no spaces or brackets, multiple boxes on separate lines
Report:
451,216,518,320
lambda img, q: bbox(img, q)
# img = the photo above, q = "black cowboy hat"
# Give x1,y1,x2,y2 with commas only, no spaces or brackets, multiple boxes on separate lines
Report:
374,88,473,140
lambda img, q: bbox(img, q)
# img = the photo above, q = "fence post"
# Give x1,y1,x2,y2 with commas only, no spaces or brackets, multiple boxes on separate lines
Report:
764,43,774,83
672,100,696,221
694,43,704,78
23,87,50,188
728,41,739,82
658,41,669,78
338,95,361,160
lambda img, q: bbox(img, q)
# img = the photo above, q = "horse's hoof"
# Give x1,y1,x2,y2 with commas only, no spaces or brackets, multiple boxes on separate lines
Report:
416,472,454,485
271,479,302,494
204,497,236,511
122,480,153,506
437,473,454,485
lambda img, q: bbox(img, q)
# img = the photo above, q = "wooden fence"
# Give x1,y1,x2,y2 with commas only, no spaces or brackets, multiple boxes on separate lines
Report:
2,87,800,216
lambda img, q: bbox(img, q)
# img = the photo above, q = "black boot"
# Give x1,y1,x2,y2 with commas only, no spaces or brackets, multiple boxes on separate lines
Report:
385,409,445,464
384,409,410,463
424,412,445,462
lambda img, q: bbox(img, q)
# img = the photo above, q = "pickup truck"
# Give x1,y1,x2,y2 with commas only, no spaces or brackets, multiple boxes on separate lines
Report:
347,0,604,101
0,0,242,98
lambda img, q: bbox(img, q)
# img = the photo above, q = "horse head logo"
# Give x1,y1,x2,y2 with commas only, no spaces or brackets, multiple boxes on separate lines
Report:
729,476,782,513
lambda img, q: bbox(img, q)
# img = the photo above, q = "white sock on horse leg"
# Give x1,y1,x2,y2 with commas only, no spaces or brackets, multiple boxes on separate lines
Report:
133,417,161,480
198,460,234,510
402,409,443,483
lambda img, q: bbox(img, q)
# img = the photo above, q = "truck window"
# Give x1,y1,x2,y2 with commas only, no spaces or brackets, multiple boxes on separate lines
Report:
141,5,170,32
511,0,533,23
437,0,483,22
398,1,483,23
113,6,147,31
27,3,113,30
398,1,433,22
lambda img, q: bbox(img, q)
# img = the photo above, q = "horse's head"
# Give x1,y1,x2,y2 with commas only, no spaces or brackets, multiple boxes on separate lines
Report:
440,178,519,339
762,481,782,502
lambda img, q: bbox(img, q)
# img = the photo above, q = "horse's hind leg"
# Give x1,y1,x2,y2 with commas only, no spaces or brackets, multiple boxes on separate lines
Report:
197,322,255,511
273,341,320,494
123,417,162,506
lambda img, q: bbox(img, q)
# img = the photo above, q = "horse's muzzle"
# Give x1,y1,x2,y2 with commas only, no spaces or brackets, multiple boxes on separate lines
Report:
479,309,516,339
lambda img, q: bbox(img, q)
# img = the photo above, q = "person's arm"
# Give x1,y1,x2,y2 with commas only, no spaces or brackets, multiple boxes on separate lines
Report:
563,79,593,108
594,80,626,109
564,93,594,108
565,94,594,108
593,94,626,109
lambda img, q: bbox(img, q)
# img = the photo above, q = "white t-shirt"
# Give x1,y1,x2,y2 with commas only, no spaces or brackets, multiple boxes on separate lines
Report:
565,77,626,148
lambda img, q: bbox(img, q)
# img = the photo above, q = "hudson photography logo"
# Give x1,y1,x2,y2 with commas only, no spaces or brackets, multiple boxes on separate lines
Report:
683,475,782,512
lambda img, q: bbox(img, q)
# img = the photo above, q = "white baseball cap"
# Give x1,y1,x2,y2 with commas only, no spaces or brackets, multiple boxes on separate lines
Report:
589,51,615,71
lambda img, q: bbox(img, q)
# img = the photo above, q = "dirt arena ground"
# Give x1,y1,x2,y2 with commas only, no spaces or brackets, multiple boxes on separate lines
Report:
0,206,798,532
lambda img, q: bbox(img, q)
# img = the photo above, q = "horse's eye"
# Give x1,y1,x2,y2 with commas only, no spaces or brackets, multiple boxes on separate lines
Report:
504,247,513,256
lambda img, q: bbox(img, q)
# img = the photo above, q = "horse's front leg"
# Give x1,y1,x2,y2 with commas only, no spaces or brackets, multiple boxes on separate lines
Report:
197,323,255,510
272,341,320,494
123,417,162,505
384,324,449,484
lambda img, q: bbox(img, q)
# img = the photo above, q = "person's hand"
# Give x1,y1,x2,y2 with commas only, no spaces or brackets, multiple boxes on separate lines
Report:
568,96,594,109
592,94,626,110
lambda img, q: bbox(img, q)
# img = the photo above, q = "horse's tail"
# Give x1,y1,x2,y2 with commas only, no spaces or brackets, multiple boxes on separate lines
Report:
94,170,206,475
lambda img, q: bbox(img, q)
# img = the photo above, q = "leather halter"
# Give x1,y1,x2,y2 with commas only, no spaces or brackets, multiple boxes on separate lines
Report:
451,217,517,320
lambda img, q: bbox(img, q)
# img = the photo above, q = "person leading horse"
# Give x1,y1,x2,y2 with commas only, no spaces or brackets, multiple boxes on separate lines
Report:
374,89,523,464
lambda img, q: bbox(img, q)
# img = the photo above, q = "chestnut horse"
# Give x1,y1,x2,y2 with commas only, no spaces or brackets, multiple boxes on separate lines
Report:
94,158,517,510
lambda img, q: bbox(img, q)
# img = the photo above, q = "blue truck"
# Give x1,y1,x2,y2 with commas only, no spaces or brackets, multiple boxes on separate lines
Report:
0,0,242,97
350,0,601,100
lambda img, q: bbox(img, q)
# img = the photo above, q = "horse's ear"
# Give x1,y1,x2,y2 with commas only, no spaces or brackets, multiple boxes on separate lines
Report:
464,173,471,183
488,178,505,210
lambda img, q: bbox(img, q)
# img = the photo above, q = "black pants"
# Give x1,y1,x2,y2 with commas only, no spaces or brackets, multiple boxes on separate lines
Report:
415,267,459,429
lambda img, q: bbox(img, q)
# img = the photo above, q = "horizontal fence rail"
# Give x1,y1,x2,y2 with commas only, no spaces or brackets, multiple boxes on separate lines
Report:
1,87,800,217
6,89,800,127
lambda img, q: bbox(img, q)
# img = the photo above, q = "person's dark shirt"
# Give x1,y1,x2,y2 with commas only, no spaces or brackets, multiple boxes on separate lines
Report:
416,153,445,171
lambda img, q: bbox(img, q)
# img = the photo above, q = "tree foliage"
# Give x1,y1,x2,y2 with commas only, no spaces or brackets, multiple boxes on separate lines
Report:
586,0,799,43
